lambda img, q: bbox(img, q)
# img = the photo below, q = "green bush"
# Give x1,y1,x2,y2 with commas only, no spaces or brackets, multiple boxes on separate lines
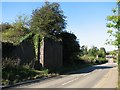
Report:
96,57,108,64
80,55,96,64
2,58,20,69
88,56,95,61
2,66,45,86
2,58,49,86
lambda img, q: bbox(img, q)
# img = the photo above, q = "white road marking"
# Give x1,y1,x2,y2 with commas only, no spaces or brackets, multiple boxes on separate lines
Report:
62,78,79,85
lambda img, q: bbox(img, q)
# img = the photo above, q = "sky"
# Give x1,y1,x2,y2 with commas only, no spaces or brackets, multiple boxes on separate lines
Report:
1,1,117,51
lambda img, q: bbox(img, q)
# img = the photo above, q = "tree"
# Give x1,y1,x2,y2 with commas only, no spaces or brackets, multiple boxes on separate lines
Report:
30,2,66,36
0,23,12,32
80,45,88,56
106,1,120,63
30,2,66,69
106,7,120,46
2,15,31,45
106,1,120,46
98,47,106,58
109,50,117,56
88,46,99,57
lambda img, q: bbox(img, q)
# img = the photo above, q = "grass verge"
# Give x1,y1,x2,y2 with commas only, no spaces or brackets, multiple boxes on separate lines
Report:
2,63,92,87
2,61,107,87
2,66,51,86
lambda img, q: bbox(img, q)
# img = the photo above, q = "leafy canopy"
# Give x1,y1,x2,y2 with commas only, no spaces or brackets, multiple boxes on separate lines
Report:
106,3,120,47
88,46,99,57
2,15,31,45
30,2,66,36
98,47,106,58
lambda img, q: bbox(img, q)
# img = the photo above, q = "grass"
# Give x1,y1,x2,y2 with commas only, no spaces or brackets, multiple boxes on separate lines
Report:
2,59,108,88
2,57,108,87
2,66,50,86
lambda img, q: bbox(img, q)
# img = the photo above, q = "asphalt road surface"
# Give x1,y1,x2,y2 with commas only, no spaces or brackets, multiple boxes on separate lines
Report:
10,63,118,88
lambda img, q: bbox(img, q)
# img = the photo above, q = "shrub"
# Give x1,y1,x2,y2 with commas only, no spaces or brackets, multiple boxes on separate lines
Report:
96,57,108,64
2,66,44,86
2,58,20,70
2,58,48,86
80,55,96,64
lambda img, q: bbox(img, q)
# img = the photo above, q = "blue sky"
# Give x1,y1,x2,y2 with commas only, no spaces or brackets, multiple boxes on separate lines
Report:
2,2,117,51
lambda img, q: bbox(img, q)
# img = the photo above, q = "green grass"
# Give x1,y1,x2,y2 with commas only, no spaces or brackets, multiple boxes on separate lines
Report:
2,66,49,86
2,57,108,87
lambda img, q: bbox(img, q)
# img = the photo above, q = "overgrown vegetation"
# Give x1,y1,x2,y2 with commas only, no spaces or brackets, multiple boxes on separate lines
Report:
2,58,50,86
30,2,66,36
1,1,110,87
1,2,67,86
79,45,107,64
30,2,66,69
2,15,30,45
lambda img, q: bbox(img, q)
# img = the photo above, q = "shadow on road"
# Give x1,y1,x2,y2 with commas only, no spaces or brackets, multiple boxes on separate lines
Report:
65,64,116,75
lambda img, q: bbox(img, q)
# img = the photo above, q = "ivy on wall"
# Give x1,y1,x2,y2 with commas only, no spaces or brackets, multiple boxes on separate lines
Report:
33,34,40,61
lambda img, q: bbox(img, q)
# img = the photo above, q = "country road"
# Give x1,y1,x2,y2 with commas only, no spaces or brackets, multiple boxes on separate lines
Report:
8,63,118,89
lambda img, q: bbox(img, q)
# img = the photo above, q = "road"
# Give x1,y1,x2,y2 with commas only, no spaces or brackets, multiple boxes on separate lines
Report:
10,63,118,88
